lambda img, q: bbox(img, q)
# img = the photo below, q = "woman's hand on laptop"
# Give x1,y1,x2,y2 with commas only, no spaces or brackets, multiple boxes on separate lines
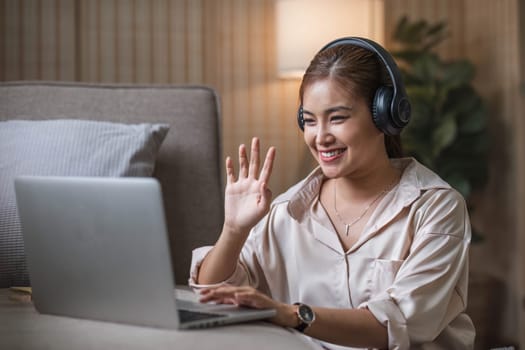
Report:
199,285,297,328
223,137,276,238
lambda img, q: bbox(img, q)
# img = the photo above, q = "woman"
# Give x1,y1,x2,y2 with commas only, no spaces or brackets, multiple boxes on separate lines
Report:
189,38,475,349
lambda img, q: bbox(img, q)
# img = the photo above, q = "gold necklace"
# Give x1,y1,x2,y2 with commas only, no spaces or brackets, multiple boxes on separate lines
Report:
333,177,398,236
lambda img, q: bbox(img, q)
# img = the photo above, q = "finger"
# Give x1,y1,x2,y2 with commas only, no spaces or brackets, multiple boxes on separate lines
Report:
259,182,272,205
238,144,249,178
199,290,235,304
259,146,276,185
206,286,254,300
198,286,238,302
199,292,220,303
233,290,273,309
235,295,264,309
248,137,260,178
225,156,236,184
224,297,238,305
199,294,235,305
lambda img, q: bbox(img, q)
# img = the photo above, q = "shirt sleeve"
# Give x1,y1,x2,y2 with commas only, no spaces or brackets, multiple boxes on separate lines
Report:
188,216,271,293
187,246,251,290
363,189,471,349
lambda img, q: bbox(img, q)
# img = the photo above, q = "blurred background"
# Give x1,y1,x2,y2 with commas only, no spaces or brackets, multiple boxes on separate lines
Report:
1,0,523,348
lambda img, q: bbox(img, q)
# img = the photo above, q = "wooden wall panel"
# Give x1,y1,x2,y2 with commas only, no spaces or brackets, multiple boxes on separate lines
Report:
1,0,77,81
519,4,525,348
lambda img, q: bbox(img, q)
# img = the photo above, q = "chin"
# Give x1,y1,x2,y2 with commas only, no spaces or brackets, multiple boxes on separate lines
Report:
318,164,343,179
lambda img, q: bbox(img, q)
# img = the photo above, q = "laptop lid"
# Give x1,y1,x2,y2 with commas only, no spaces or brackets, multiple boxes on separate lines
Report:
14,176,182,329
14,176,275,330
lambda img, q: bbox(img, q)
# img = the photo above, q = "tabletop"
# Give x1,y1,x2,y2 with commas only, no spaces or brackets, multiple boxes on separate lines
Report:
0,287,322,350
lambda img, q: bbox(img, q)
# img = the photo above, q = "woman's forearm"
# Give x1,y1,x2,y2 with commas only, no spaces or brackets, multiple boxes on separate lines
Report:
306,307,388,349
198,285,388,349
196,225,249,285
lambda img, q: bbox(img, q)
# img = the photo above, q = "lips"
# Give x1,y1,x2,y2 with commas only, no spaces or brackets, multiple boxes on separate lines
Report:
319,148,346,162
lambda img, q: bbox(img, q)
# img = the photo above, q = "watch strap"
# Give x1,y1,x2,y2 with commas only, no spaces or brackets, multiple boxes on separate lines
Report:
295,319,309,333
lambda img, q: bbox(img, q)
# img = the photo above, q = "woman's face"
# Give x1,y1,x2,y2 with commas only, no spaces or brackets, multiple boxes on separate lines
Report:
302,78,386,179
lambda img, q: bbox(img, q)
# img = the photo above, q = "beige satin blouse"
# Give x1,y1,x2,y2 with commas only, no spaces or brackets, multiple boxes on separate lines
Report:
190,158,475,350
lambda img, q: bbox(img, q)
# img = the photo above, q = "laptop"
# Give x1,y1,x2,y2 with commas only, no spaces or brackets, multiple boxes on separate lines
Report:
14,175,276,329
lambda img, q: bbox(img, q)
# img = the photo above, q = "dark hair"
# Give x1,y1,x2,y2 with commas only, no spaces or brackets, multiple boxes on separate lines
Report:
299,44,403,158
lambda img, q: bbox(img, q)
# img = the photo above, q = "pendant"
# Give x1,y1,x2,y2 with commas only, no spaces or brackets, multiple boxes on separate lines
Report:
345,224,350,236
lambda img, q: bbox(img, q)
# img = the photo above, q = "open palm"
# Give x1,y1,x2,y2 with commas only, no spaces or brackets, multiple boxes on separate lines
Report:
224,138,276,236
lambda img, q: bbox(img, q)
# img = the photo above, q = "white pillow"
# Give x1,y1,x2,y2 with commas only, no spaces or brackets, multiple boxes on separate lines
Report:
0,119,169,287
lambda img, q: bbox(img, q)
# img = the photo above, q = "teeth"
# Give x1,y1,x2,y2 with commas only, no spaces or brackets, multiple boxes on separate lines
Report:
321,149,344,157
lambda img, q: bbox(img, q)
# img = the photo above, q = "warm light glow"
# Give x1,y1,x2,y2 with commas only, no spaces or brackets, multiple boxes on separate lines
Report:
276,0,385,79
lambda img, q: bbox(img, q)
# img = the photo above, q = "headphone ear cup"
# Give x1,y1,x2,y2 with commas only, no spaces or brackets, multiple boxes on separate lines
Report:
372,86,394,134
297,106,305,131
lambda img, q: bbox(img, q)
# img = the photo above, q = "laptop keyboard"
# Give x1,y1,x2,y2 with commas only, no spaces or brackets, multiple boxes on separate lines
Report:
178,309,225,323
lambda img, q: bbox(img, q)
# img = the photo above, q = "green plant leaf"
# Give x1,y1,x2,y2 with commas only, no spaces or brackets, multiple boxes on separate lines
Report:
392,49,427,65
425,21,447,41
432,114,457,156
411,53,441,82
393,16,410,42
444,173,471,197
406,85,436,106
402,19,432,47
471,228,484,243
444,132,489,155
441,60,474,90
442,86,481,119
458,103,487,133
426,21,447,36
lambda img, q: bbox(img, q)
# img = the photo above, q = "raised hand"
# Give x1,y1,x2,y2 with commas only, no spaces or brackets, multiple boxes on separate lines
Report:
223,137,276,237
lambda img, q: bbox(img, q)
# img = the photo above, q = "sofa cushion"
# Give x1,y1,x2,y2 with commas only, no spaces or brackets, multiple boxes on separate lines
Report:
0,119,169,287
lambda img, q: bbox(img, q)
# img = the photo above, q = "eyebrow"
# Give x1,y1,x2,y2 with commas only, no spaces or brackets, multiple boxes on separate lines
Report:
302,105,353,116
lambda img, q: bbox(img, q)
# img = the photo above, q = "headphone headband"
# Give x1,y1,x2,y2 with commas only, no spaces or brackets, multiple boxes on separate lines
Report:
320,37,404,108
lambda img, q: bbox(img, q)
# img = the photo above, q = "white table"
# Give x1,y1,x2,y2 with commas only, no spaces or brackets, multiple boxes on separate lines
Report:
0,288,322,350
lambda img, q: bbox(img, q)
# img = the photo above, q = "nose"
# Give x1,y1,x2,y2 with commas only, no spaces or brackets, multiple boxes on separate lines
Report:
316,123,335,146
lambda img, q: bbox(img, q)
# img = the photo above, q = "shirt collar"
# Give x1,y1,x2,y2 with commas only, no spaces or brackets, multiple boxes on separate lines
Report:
283,157,451,221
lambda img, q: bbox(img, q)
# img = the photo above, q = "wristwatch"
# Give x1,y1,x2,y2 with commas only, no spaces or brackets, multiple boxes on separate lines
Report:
293,302,315,332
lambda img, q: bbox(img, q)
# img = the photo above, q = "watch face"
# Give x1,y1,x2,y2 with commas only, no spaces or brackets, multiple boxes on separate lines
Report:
298,304,315,323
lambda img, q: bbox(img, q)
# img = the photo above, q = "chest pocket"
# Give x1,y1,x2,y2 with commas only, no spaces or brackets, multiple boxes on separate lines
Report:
348,257,404,307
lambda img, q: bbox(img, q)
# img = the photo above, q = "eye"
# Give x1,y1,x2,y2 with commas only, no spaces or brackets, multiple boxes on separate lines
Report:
330,115,349,123
303,118,316,126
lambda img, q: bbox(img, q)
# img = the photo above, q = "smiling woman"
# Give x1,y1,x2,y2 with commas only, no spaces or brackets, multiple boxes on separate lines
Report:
189,37,475,350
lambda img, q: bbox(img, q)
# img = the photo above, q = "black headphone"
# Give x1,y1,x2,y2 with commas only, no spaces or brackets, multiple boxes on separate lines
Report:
297,37,411,136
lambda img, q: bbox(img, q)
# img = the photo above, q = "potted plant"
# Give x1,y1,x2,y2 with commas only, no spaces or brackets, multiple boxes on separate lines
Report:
390,17,503,349
391,16,489,242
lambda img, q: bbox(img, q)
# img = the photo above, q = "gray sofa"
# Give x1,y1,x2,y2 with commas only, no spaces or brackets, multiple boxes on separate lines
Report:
0,81,224,286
